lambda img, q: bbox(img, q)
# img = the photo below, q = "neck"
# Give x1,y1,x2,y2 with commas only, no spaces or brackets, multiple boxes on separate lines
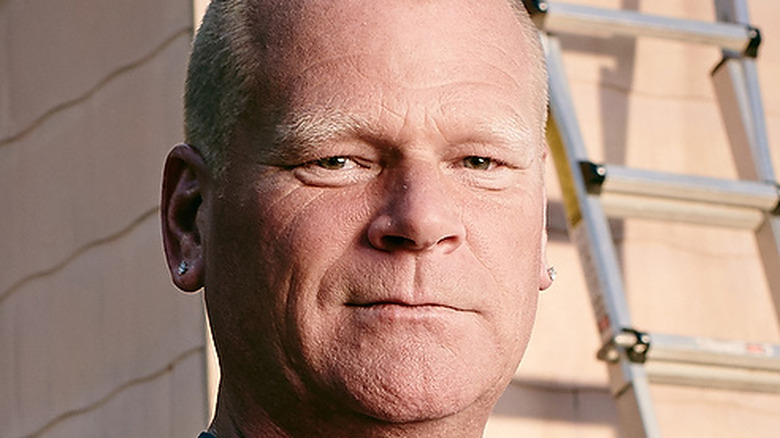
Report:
208,384,492,438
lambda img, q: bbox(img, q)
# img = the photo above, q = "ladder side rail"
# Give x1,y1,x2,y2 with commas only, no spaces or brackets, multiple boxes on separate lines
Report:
713,0,776,206
713,59,776,183
741,59,775,181
544,33,633,342
712,59,780,315
755,218,780,319
712,0,780,319
715,0,751,30
531,2,780,436
543,33,662,438
713,61,780,314
611,365,661,438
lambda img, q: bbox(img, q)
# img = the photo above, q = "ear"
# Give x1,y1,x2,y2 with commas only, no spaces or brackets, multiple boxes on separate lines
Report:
161,144,210,292
538,227,553,291
538,181,553,291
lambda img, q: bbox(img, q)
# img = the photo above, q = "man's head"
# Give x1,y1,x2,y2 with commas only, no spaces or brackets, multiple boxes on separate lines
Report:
162,0,550,436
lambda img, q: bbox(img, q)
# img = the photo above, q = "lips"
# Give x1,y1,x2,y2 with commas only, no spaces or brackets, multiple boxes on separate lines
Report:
338,273,477,314
345,301,467,327
346,300,463,312
333,256,481,315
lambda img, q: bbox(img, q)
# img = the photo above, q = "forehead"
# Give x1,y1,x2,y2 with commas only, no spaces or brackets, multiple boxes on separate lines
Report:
288,0,531,62
271,0,542,98
245,0,545,153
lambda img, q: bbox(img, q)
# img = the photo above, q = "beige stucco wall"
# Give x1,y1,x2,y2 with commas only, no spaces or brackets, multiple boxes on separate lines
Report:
0,1,209,437
2,1,778,437
488,1,780,437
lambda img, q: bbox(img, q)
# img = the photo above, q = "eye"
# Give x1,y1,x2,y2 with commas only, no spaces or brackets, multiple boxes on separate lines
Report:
313,156,350,170
462,156,496,170
449,154,521,190
292,155,378,187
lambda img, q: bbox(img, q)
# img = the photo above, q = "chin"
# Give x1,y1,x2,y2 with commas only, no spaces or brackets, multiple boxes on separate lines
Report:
322,332,515,425
357,387,496,425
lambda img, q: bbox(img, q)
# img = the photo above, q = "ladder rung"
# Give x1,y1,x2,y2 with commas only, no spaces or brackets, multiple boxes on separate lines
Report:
581,162,780,229
646,361,780,393
588,163,779,210
600,330,780,393
539,0,780,431
534,2,759,55
600,192,764,229
648,333,780,372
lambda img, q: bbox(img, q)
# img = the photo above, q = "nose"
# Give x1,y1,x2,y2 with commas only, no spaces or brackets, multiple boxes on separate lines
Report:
367,162,465,253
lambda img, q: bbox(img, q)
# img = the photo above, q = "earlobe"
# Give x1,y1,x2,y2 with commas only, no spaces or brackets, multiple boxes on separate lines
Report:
538,218,554,291
539,264,554,292
161,144,210,292
538,184,554,291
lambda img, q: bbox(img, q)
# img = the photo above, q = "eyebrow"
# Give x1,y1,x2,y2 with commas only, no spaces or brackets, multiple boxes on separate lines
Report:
266,107,542,164
268,109,374,164
468,116,536,149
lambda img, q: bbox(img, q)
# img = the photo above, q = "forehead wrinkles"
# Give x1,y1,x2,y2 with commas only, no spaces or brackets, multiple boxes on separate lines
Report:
267,0,540,86
245,0,547,160
267,103,541,165
435,88,542,155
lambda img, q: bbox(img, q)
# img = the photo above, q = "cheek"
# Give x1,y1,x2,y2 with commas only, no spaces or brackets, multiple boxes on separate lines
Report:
461,186,544,341
254,183,372,310
218,171,368,279
464,187,545,282
267,188,371,276
205,177,373,383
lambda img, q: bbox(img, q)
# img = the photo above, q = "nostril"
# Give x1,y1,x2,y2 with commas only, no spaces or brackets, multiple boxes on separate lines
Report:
380,235,415,249
378,233,461,252
436,234,460,247
366,205,466,253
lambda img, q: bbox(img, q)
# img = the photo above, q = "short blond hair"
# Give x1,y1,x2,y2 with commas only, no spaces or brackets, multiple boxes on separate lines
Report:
183,0,546,175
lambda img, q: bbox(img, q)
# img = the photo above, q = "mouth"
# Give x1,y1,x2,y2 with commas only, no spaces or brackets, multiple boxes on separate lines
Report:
346,300,461,311
344,301,473,323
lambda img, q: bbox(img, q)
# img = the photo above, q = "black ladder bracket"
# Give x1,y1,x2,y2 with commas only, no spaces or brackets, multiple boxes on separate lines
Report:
744,25,762,58
537,1,780,435
522,0,549,15
579,160,606,195
598,328,652,364
772,185,780,216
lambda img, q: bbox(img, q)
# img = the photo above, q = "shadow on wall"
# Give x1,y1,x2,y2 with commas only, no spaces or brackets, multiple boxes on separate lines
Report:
493,377,618,426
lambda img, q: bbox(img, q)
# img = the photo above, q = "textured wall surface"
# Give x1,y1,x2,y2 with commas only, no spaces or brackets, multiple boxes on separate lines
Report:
487,1,780,437
2,1,779,437
0,1,209,437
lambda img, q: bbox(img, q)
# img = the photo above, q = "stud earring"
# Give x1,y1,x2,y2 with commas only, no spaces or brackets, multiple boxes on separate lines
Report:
178,261,189,276
547,266,557,282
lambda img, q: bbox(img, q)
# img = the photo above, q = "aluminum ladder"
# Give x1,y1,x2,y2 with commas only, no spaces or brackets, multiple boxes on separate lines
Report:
522,0,780,436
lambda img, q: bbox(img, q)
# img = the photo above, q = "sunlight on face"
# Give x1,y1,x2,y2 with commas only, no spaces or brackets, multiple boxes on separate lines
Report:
203,0,548,428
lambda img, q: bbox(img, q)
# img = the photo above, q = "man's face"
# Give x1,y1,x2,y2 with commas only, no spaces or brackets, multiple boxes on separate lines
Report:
203,0,547,424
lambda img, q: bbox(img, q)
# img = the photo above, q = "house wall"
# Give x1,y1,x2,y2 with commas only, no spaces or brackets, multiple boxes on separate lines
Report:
2,1,778,437
0,1,209,437
487,1,780,437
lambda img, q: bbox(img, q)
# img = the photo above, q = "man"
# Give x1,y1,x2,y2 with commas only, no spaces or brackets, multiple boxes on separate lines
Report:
161,0,553,436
